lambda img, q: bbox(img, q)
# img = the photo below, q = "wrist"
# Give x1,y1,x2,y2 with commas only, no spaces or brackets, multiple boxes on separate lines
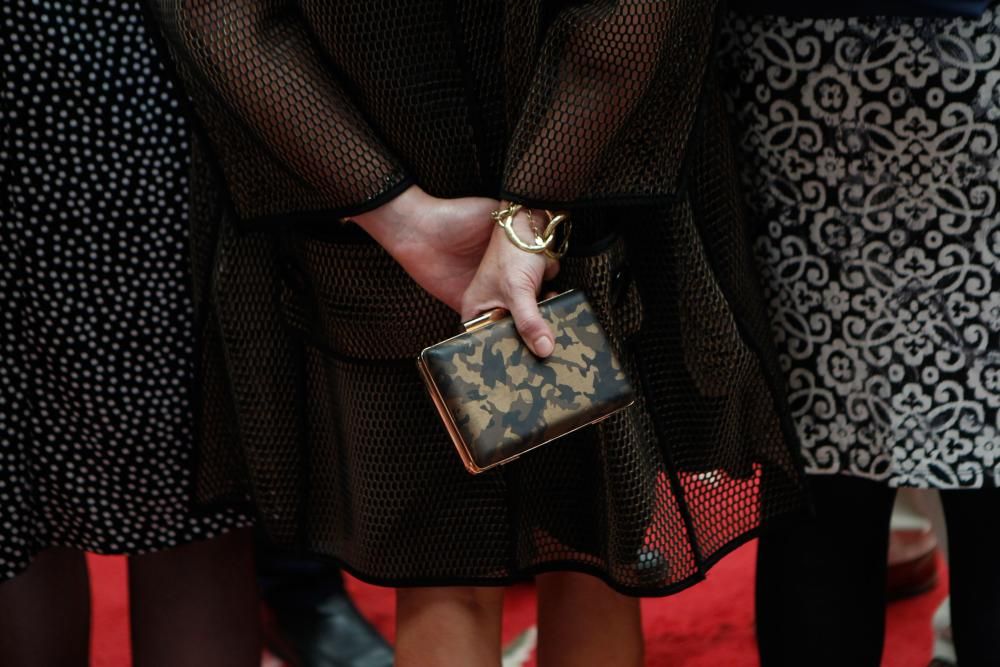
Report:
351,184,430,251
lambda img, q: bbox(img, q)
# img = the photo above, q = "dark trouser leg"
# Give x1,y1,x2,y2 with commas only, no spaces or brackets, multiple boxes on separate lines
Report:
0,547,90,667
128,527,259,667
257,541,393,667
756,475,896,667
257,543,345,610
939,487,1000,667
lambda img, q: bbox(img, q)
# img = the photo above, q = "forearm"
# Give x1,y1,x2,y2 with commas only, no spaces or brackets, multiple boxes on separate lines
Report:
153,0,405,211
504,1,680,204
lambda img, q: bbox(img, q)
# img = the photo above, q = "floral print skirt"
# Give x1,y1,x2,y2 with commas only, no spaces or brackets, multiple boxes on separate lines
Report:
720,6,1000,488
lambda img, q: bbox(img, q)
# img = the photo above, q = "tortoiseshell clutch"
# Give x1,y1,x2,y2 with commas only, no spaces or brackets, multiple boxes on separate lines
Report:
418,290,635,474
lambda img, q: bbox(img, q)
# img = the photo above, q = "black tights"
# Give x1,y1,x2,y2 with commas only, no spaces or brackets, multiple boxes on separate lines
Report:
756,476,1000,667
0,529,260,667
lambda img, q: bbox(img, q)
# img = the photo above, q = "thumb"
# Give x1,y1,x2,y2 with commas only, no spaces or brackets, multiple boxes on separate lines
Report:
505,278,555,358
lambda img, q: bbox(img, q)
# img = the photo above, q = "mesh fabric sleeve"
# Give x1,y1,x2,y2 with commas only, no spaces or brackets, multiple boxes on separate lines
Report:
503,0,716,208
152,0,410,222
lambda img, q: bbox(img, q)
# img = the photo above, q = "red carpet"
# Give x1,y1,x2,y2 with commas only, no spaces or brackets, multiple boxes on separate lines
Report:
87,541,947,666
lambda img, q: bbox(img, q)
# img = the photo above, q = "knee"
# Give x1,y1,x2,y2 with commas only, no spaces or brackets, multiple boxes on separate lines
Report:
396,585,503,620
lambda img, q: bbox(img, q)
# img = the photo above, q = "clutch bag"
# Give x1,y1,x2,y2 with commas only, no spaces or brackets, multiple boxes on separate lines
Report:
417,289,635,474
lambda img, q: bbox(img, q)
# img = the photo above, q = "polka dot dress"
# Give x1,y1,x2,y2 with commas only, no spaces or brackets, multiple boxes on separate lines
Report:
0,0,251,580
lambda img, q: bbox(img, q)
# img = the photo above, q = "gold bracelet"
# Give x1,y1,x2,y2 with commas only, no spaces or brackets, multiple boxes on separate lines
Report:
490,203,571,260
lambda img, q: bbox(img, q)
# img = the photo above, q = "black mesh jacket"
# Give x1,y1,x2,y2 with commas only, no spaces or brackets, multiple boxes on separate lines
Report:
151,0,806,594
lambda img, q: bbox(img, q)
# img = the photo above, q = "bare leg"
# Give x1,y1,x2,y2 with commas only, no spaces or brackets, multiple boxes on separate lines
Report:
536,572,643,667
0,547,90,667
128,527,259,667
395,586,504,667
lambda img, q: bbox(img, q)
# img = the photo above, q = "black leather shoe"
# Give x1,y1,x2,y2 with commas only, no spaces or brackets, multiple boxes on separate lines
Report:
263,593,394,667
634,545,670,585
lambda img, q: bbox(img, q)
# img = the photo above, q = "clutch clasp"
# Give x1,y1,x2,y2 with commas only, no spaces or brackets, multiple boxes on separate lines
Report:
463,308,507,333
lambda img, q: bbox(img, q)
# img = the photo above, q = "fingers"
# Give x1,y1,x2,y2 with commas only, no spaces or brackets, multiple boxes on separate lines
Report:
460,217,558,357
505,273,555,357
459,289,504,323
464,276,555,358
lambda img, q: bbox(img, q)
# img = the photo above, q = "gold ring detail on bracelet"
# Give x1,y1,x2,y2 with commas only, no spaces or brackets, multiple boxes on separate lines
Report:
541,211,571,260
492,204,552,253
491,203,571,258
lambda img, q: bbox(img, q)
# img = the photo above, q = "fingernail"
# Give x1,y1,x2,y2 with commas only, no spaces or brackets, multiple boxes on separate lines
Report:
535,336,554,356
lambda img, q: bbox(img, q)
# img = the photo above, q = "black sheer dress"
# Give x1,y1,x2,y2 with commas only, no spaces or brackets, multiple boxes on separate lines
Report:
150,0,806,594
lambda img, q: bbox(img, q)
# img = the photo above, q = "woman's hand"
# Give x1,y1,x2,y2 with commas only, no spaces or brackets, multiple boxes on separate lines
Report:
354,187,557,357
460,207,559,357
352,186,497,314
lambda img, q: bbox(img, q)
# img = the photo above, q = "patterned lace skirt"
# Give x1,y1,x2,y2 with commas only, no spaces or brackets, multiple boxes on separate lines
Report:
720,6,1000,488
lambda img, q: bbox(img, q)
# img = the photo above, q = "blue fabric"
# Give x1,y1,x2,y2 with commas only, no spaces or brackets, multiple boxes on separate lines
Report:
735,0,989,17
